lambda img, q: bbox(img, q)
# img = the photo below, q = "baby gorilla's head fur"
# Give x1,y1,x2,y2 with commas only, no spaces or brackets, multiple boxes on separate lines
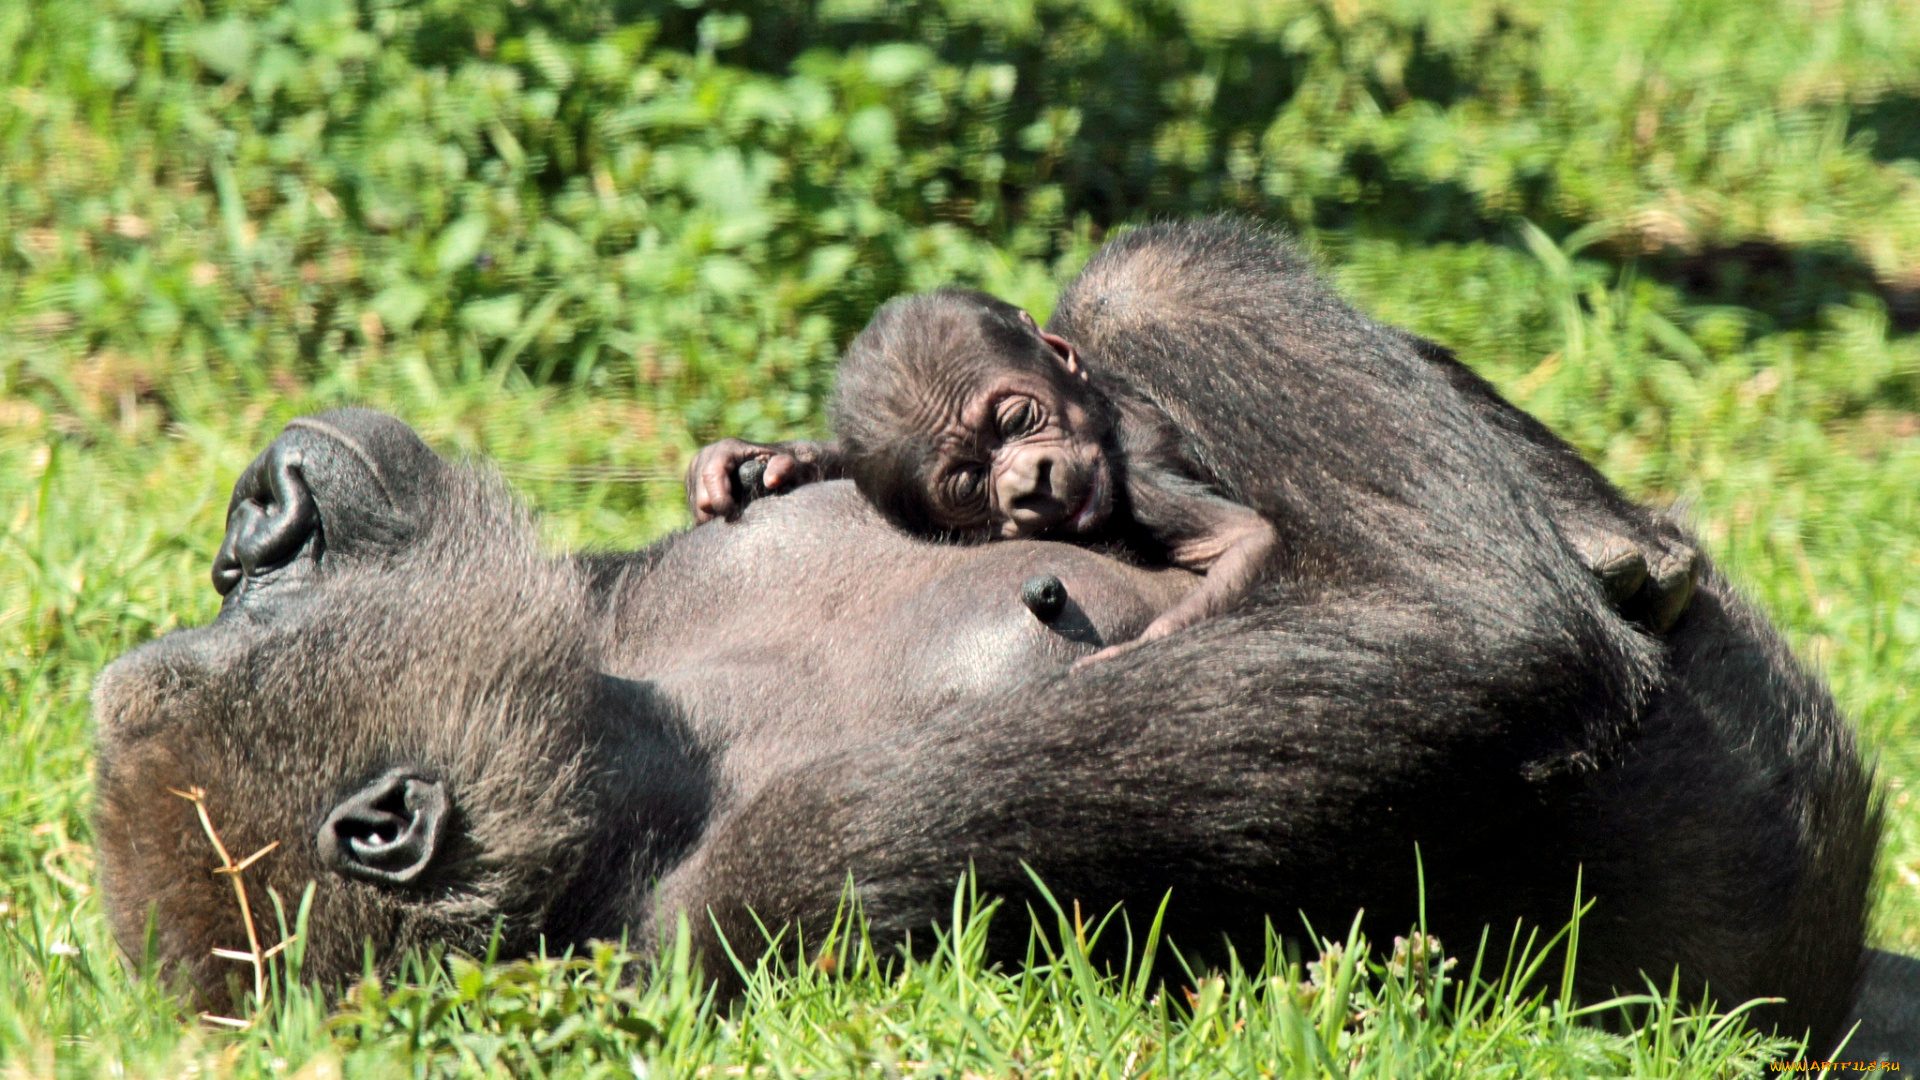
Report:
829,289,1118,541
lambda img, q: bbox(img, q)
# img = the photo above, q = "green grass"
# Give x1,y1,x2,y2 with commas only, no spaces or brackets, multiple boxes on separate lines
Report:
1,223,1913,1078
4,0,1920,1071
0,861,1807,1078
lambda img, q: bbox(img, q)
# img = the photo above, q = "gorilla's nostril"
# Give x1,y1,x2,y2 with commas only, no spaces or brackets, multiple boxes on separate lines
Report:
211,555,243,596
213,446,320,596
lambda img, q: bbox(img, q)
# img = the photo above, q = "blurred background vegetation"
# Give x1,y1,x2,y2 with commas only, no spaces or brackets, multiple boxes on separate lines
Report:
1,0,1919,1067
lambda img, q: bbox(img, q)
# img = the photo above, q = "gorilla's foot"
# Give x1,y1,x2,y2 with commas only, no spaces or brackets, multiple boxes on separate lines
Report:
1565,524,1701,635
1842,949,1920,1065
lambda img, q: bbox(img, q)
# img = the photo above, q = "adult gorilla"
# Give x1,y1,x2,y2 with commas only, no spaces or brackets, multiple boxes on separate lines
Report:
92,222,1890,1051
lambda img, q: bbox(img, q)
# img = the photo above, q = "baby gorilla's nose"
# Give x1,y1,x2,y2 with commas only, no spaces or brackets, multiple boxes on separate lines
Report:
996,447,1076,535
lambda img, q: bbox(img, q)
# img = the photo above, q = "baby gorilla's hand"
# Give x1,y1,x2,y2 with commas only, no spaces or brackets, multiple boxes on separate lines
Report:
686,439,806,523
1075,638,1147,668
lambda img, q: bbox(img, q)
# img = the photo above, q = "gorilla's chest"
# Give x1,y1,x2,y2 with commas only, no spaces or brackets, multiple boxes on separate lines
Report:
603,483,1193,787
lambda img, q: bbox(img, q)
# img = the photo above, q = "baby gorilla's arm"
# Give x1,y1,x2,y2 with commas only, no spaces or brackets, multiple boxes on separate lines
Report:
1079,475,1277,665
687,439,846,523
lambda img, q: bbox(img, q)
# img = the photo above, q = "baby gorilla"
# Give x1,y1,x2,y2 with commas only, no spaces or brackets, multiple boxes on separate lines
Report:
688,289,1284,661
694,288,1275,660
689,285,1701,652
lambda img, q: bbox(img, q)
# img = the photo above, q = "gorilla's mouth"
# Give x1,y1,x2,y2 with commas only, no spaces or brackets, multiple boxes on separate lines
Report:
1066,465,1110,533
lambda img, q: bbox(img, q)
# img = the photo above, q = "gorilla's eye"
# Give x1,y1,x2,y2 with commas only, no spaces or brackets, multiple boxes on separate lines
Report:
944,464,986,507
996,398,1040,441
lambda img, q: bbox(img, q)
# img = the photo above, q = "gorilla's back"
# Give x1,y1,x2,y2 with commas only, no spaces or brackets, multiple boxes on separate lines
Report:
1570,571,1878,1053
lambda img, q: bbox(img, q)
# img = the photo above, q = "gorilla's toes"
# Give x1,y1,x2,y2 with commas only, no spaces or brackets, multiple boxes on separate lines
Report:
1565,522,1707,635
1571,531,1650,608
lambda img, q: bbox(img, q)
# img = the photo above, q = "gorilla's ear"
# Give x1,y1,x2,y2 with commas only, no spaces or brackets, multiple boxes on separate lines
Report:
317,772,449,885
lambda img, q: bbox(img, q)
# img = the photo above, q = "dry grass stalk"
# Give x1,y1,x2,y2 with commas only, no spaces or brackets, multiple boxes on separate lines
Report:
39,842,92,896
169,786,285,1028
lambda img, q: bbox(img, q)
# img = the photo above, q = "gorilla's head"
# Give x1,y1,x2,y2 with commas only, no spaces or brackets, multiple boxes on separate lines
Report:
91,412,636,1011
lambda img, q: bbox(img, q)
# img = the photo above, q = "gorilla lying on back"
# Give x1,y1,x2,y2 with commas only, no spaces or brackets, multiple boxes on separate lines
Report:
93,220,1893,1053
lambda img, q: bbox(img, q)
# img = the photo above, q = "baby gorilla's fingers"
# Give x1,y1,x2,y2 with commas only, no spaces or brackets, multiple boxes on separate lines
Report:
1074,616,1184,669
759,453,802,492
689,459,737,523
1074,638,1146,669
687,439,774,523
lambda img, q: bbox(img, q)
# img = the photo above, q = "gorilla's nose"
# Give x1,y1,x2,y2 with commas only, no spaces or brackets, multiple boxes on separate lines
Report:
213,443,318,596
998,452,1066,531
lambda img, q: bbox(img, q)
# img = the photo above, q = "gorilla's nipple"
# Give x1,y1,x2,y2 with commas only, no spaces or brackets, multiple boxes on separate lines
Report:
1021,575,1068,624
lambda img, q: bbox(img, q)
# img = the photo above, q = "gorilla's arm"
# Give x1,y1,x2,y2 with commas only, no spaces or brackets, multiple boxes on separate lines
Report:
1398,331,1700,632
655,585,1622,979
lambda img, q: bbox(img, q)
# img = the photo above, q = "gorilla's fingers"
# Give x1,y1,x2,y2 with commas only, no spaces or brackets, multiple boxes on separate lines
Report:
688,441,749,522
1073,638,1143,668
685,462,720,523
1645,545,1702,634
757,453,802,493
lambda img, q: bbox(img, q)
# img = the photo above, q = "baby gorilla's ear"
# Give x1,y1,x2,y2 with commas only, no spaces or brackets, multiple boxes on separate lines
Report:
1042,332,1084,378
1017,311,1086,380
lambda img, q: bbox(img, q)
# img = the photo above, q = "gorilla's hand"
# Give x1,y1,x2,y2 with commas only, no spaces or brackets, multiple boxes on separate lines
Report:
686,439,842,523
1566,520,1701,636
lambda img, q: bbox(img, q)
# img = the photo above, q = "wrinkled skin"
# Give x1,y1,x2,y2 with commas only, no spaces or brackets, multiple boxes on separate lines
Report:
692,290,1282,665
689,304,1115,541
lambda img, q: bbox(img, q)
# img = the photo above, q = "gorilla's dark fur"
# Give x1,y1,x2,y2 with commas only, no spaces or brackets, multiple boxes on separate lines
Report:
93,220,1905,1055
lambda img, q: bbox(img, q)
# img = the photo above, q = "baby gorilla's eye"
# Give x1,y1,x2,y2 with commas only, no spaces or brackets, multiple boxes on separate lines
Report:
996,397,1041,440
943,465,986,507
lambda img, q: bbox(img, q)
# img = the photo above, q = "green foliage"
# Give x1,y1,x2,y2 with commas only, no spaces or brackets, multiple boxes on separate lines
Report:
0,876,1801,1077
3,0,1920,1069
7,0,1920,443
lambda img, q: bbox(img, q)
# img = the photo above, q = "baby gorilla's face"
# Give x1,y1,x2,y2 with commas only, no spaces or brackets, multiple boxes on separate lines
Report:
918,327,1115,540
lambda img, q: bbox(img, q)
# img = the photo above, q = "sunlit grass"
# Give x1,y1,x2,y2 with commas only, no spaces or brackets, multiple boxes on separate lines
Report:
2,0,1918,1067
0,866,1803,1078
2,246,1914,1069
3,222,1917,1069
